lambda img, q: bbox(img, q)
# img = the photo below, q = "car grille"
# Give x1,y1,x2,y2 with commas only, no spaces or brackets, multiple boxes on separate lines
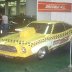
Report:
0,45,17,52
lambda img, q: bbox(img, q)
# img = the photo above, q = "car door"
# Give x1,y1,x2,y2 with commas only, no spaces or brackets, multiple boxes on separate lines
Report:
52,23,70,47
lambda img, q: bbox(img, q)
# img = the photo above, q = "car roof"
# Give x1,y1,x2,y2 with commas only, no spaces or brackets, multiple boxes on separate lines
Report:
31,21,64,25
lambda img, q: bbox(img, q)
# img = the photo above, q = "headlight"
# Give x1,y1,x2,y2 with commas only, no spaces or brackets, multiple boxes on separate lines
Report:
22,47,26,53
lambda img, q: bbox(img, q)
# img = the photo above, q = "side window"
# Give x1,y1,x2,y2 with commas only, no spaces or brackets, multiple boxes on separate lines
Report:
63,23,72,30
53,23,65,34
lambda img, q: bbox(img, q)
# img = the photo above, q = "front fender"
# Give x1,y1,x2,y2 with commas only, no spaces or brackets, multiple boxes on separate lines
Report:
31,40,53,54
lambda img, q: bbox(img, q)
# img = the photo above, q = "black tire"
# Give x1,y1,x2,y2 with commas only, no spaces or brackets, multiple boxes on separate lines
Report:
37,47,47,59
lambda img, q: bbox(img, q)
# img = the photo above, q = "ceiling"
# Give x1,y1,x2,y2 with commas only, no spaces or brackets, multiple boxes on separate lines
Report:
0,0,17,1
0,0,19,3
0,0,26,2
0,0,26,3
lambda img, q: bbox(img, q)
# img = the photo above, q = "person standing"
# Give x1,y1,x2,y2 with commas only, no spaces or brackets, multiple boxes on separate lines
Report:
0,14,2,34
2,14,9,34
0,14,2,24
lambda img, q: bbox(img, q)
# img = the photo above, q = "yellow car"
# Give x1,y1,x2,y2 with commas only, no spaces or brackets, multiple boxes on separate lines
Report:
0,21,72,59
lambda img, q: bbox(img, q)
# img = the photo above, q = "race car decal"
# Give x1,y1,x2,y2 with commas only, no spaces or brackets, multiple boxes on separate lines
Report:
53,36,69,45
0,28,72,48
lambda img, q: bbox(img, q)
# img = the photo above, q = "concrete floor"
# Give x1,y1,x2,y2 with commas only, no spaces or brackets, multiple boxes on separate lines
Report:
0,43,71,72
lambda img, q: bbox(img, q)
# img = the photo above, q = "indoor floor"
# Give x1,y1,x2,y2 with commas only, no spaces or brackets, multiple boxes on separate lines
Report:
0,43,71,72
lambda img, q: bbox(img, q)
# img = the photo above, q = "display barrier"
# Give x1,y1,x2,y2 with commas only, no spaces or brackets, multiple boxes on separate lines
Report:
58,37,72,72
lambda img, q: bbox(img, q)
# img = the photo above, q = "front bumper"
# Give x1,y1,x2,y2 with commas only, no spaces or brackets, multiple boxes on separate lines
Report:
0,44,33,58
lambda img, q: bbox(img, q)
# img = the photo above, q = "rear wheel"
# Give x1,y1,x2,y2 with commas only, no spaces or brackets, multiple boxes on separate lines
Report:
37,47,47,59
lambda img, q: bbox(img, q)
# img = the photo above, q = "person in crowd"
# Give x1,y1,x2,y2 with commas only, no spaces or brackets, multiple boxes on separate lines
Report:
0,14,2,27
0,14,2,34
2,14,9,34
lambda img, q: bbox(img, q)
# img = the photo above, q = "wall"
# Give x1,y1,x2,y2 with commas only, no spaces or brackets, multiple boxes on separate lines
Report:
37,0,72,25
51,0,72,24
37,0,51,20
26,0,37,18
51,0,72,3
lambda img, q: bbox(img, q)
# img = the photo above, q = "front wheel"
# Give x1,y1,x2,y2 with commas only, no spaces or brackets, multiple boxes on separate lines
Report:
37,47,47,59
0,29,3,34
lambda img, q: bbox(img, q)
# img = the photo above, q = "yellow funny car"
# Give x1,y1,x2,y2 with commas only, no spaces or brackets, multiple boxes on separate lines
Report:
0,21,72,59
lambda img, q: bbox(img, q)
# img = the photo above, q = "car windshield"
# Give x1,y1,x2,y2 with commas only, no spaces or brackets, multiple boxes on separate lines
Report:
28,23,52,34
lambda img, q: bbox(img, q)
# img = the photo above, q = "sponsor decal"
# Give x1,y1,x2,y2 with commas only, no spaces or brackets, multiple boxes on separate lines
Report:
53,36,69,45
38,2,71,12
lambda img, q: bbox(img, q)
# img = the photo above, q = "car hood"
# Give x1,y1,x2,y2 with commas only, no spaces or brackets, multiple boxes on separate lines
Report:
0,27,46,43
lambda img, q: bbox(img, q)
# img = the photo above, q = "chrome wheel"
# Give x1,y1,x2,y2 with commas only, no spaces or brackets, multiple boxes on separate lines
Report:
0,30,3,34
37,48,46,59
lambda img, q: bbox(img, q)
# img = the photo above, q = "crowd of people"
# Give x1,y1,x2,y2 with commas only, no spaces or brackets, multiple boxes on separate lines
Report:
0,13,8,35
